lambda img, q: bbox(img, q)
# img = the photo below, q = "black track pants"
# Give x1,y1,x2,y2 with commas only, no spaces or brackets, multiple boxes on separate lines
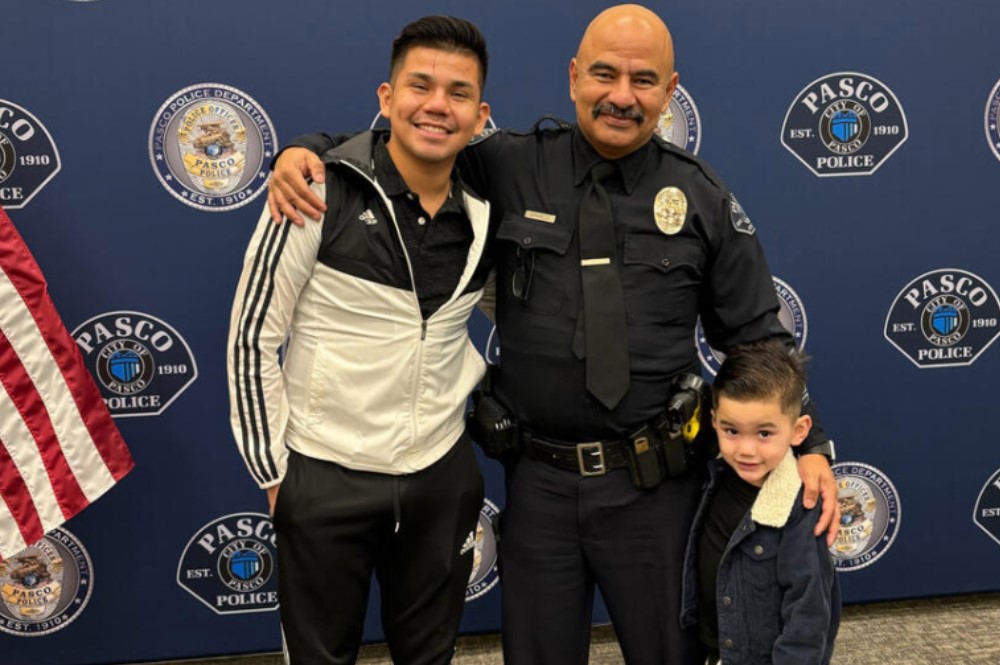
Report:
273,434,484,665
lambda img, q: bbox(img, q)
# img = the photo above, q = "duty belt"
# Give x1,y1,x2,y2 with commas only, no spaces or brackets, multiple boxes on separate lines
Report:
521,430,631,476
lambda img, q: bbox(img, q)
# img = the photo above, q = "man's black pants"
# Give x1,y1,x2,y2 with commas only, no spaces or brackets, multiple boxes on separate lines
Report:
499,454,704,664
273,434,483,665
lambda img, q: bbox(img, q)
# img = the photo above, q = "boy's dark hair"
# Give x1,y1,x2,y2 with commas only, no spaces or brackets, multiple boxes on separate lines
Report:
390,16,489,89
712,340,808,417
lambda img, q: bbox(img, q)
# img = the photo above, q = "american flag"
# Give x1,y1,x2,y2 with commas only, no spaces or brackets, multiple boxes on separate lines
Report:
0,205,133,560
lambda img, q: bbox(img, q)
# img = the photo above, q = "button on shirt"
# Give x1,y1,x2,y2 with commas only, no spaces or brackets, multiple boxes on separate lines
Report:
373,136,473,319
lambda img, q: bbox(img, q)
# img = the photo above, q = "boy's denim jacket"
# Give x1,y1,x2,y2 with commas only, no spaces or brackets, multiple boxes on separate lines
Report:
681,450,841,664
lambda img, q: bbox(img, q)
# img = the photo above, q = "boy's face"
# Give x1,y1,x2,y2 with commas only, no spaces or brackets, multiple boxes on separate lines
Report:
378,46,490,167
712,394,812,488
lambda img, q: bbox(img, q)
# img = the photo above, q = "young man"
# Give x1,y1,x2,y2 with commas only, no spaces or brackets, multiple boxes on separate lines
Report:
226,16,492,665
681,340,841,665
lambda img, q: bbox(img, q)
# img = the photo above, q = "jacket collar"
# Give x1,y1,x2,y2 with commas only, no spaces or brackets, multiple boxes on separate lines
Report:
749,448,802,528
320,130,381,177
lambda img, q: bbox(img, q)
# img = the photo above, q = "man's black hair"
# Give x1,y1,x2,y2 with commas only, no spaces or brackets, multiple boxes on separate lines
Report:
390,15,489,89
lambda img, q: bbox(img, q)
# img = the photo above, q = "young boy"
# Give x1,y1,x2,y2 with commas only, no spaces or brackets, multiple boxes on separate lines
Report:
681,340,841,664
227,16,492,665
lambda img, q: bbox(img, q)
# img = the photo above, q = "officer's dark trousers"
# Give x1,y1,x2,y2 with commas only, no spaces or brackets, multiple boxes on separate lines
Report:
273,435,483,665
500,455,704,665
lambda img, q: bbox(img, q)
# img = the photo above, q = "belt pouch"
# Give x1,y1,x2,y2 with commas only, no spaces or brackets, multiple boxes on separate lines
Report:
660,433,689,477
625,427,664,489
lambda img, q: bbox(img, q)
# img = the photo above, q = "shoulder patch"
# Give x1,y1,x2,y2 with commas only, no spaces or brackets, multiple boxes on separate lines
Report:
729,194,756,236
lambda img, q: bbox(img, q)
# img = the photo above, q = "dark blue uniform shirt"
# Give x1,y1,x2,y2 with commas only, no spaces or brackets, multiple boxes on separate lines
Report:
461,120,826,443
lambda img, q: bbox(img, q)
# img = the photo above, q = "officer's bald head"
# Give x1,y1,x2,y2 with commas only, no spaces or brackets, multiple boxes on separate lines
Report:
570,4,677,159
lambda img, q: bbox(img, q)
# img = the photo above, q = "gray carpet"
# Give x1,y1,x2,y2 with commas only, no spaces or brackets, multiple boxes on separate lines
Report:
136,592,1000,664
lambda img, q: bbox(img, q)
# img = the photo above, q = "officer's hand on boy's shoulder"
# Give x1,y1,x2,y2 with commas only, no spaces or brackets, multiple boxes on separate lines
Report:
798,454,840,547
268,148,327,226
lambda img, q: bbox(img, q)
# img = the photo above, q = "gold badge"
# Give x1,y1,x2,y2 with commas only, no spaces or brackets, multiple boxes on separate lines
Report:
654,187,687,235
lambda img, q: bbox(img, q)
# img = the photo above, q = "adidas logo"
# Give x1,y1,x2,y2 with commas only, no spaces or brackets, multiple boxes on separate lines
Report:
459,530,476,555
358,209,377,225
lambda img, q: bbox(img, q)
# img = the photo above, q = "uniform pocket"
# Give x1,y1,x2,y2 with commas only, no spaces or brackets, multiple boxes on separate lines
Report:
622,234,706,327
496,213,575,316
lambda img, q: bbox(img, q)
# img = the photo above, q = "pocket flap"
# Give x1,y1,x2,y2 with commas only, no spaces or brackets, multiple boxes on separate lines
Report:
623,234,704,274
497,213,574,255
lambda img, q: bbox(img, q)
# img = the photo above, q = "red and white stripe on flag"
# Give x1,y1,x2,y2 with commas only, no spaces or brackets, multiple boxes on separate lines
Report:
0,205,133,560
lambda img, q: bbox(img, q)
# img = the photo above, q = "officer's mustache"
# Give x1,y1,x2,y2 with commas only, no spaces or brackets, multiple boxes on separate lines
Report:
593,102,644,124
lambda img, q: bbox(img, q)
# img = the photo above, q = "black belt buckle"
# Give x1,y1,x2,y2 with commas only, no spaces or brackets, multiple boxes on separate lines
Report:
576,442,606,476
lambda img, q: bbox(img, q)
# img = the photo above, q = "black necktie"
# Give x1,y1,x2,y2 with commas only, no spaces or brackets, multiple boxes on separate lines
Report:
579,162,629,409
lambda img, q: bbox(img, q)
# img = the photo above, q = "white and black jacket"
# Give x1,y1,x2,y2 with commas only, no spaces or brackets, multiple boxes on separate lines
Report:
228,132,492,488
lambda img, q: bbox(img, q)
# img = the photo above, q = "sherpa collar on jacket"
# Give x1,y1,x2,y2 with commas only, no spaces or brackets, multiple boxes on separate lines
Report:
749,448,802,528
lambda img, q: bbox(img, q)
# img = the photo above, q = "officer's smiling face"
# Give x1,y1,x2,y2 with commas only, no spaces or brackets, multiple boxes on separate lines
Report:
378,46,490,168
569,7,677,160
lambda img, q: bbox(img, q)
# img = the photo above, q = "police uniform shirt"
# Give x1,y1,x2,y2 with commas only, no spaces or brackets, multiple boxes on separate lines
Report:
460,121,824,443
373,135,474,319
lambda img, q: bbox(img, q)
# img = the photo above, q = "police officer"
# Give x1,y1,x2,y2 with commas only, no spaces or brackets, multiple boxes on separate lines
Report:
266,6,838,664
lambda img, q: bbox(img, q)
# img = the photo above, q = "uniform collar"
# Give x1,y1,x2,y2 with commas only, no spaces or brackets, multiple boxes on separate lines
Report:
571,126,654,195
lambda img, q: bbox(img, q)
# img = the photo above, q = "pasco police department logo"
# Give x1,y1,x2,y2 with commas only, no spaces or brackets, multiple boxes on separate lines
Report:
973,468,1000,547
177,513,278,615
655,84,702,154
781,72,907,177
149,83,276,211
0,528,93,637
70,311,198,417
830,462,900,572
466,499,500,602
697,276,807,375
984,79,1000,163
0,99,61,209
884,268,1000,368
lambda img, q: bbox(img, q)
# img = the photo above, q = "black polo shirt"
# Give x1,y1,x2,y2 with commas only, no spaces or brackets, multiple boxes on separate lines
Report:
373,136,473,319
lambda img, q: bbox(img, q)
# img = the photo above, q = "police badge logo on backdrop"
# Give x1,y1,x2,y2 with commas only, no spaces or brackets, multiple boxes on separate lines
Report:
884,268,1000,368
654,84,701,154
465,499,500,602
781,72,907,177
0,529,93,637
70,311,198,417
984,78,1000,163
830,462,900,572
177,513,278,615
149,83,277,211
697,276,807,375
973,468,1000,548
0,99,61,209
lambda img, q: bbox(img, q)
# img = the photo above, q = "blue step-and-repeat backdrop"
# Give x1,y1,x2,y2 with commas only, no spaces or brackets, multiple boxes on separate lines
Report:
3,1,1000,663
